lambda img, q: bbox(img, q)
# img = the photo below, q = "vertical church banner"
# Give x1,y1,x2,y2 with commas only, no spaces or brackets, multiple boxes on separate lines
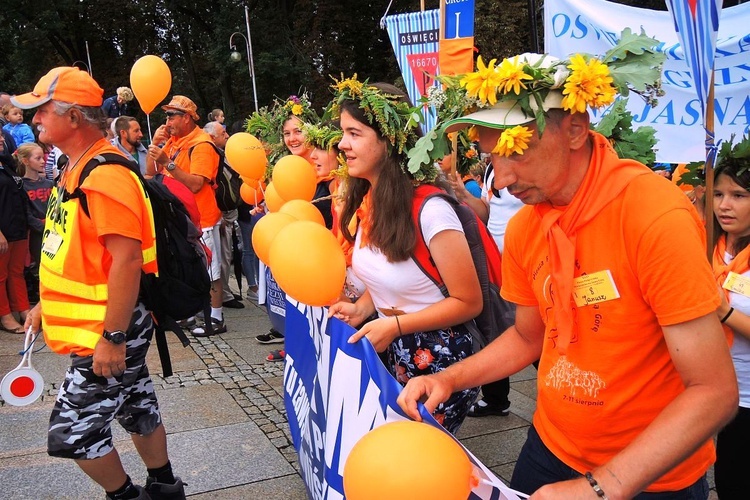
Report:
282,298,523,500
383,9,441,133
544,0,750,164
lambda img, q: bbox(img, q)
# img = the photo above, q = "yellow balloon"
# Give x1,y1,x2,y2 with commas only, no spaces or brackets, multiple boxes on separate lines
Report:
264,183,286,212
130,55,172,114
269,221,346,306
344,421,473,500
225,133,267,180
251,212,297,266
279,199,325,226
240,182,265,205
272,155,318,202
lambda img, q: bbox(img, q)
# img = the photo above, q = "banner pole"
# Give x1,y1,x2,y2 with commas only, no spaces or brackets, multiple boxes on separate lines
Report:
528,0,540,53
705,72,716,262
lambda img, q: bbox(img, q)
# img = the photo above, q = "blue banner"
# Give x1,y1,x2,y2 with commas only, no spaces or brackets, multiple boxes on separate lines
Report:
444,0,475,39
383,10,440,134
264,266,286,334
283,298,520,500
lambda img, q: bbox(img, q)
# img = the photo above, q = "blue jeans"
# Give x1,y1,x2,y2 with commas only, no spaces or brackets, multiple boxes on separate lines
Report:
510,425,708,499
238,216,260,289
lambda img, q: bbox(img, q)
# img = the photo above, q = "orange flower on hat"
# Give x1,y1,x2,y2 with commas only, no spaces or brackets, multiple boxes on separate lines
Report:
496,56,533,95
460,56,503,106
561,54,616,114
492,126,533,157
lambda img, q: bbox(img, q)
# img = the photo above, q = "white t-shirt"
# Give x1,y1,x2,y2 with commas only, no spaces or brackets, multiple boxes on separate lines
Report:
482,169,524,253
352,197,463,317
725,252,750,408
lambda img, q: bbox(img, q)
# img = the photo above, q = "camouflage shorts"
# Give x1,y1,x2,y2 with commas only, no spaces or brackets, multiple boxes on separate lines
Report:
48,304,162,460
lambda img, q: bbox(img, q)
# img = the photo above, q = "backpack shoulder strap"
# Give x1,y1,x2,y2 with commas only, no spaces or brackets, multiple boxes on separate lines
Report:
70,153,142,217
411,184,454,296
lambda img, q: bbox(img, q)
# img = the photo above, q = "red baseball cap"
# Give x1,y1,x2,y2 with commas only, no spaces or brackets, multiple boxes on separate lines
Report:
11,67,104,109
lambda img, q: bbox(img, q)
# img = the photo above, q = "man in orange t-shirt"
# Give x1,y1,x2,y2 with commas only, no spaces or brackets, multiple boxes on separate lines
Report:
17,67,185,499
398,51,737,498
147,95,225,336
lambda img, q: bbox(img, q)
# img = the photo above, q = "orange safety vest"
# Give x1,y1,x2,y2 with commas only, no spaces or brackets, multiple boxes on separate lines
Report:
40,157,156,356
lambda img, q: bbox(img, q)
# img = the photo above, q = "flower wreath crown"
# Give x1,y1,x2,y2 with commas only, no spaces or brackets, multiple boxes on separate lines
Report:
302,122,343,151
407,28,665,174
719,133,750,175
245,92,320,166
329,75,439,183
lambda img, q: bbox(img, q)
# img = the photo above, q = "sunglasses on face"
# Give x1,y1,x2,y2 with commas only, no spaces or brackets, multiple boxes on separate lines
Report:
165,111,185,118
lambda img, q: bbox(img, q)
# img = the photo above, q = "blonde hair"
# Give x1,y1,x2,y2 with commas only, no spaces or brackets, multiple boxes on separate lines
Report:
12,142,43,176
2,104,20,118
116,87,134,102
207,108,224,122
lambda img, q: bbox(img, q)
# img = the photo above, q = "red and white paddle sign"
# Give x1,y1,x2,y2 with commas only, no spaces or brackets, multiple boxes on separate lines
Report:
1,328,44,406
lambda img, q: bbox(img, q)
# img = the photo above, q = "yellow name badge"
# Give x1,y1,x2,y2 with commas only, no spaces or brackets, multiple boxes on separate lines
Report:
723,272,750,298
572,270,620,307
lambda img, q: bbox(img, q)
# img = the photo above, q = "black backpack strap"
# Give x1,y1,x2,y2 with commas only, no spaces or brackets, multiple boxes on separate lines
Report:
68,153,142,217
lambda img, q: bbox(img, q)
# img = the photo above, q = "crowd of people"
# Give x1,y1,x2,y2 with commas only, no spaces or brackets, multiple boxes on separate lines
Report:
0,38,747,500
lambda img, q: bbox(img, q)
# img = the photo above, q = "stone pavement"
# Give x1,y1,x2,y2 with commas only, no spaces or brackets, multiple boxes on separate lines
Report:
0,299,717,499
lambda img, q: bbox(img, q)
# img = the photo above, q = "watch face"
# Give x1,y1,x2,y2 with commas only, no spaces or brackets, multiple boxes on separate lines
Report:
104,330,127,344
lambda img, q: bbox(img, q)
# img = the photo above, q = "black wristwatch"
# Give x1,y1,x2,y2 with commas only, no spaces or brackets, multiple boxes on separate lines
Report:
102,330,127,344
166,162,177,172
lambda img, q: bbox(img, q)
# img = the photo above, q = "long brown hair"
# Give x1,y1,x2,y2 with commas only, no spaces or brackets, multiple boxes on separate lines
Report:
338,83,418,262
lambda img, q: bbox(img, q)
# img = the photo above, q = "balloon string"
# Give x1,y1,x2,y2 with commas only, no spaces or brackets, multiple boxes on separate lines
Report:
146,114,153,144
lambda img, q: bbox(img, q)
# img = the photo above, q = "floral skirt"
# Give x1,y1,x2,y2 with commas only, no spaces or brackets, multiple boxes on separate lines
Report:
386,324,480,435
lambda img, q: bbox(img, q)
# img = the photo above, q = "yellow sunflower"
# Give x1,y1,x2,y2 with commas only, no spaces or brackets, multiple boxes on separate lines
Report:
460,56,503,106
467,126,479,143
497,56,533,95
291,104,303,115
561,54,616,113
492,126,533,157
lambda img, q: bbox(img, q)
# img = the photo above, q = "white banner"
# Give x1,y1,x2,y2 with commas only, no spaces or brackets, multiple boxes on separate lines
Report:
544,0,750,163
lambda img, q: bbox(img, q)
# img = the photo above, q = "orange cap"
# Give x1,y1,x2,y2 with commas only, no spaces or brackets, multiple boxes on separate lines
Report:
162,95,200,121
11,67,104,109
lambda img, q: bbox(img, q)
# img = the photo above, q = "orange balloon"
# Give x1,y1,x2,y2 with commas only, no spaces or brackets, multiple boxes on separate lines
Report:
344,421,473,500
225,133,267,180
279,199,325,226
251,212,297,266
242,176,260,188
240,183,265,205
130,55,172,114
264,183,286,212
269,221,346,306
272,155,318,202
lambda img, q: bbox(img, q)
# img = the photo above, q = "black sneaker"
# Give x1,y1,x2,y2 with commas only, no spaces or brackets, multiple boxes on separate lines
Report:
467,399,511,417
145,476,187,500
191,317,227,337
222,298,245,309
256,329,284,344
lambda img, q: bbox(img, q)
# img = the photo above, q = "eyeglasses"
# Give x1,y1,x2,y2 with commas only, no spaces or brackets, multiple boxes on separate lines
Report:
165,111,185,118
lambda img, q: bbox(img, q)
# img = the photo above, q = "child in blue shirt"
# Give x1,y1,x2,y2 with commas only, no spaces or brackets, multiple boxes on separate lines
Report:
2,105,35,147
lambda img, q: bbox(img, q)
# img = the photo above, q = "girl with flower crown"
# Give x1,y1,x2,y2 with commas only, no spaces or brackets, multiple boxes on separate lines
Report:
328,80,481,433
710,135,750,499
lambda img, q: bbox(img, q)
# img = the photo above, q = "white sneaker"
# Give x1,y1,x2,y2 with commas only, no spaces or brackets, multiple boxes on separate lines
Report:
246,288,259,301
